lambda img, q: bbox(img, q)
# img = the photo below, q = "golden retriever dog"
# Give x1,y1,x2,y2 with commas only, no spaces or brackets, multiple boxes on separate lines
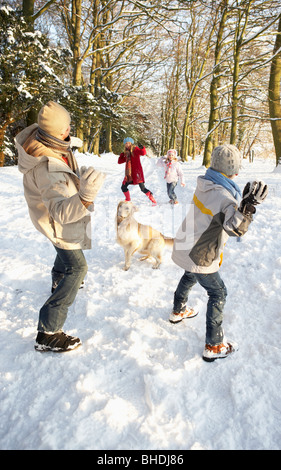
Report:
116,201,174,270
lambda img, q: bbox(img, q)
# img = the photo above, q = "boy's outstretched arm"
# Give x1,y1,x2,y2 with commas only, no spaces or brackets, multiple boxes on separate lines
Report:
224,180,268,237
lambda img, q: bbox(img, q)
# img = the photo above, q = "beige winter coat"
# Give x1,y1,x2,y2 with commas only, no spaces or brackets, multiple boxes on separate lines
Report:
16,124,92,250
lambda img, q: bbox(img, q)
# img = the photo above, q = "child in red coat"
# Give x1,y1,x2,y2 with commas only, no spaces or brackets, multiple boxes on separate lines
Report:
118,137,156,205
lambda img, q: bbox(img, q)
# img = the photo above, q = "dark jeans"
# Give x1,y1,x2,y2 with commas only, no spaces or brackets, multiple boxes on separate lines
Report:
173,271,227,346
121,181,150,194
167,182,177,201
38,246,88,333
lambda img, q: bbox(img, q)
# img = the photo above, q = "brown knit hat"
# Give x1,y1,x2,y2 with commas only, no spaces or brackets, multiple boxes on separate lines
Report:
38,101,71,137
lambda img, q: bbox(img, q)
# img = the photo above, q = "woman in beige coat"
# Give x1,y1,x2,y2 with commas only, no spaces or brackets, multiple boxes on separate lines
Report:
16,101,105,352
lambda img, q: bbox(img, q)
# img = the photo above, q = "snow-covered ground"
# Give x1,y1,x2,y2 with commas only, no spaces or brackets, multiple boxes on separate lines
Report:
0,150,281,450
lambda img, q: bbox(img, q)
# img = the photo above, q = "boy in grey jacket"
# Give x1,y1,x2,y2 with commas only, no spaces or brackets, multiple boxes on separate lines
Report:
170,144,267,361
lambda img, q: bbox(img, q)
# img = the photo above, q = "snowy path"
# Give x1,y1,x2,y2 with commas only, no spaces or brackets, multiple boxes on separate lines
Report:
0,153,281,450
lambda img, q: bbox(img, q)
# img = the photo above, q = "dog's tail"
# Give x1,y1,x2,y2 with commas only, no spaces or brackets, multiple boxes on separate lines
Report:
164,237,174,247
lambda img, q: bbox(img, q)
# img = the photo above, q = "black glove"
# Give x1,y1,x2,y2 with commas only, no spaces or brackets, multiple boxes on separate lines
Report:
239,180,268,215
137,142,144,149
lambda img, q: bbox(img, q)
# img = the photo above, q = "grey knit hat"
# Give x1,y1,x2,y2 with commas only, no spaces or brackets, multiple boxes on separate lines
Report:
210,144,241,176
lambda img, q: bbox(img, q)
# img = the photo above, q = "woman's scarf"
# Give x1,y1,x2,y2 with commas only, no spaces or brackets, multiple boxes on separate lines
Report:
36,127,78,174
204,167,242,201
124,150,133,183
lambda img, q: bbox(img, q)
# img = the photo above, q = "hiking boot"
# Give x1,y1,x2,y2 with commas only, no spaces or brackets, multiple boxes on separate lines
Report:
35,331,82,352
202,341,238,362
169,307,198,323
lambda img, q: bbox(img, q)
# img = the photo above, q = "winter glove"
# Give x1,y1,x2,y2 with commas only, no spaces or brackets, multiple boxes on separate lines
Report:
79,166,87,177
79,166,106,203
243,180,268,204
239,180,268,216
70,136,83,149
137,142,144,149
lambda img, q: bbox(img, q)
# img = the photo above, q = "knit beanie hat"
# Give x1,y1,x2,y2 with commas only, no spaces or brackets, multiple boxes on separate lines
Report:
38,101,71,137
167,149,177,159
210,144,241,176
123,137,134,144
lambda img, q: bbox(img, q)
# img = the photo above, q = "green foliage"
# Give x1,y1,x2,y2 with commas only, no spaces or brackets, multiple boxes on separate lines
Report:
1,5,71,112
0,4,72,164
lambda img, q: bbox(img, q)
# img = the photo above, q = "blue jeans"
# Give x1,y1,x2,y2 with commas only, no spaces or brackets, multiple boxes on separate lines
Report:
173,271,227,346
38,246,88,333
167,182,177,201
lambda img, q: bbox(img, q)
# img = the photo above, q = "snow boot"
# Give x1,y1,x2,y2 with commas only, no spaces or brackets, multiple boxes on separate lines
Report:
35,331,82,352
124,190,131,202
169,307,198,323
146,191,157,206
202,340,238,362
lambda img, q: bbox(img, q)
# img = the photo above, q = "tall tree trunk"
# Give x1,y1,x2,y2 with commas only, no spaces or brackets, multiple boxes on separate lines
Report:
0,118,12,167
181,6,218,161
188,120,195,159
72,0,85,147
161,89,172,155
105,120,112,153
168,43,181,151
268,15,281,166
72,0,82,85
181,67,207,161
22,0,35,29
89,0,101,155
203,0,229,167
22,0,39,126
230,1,252,144
230,38,240,144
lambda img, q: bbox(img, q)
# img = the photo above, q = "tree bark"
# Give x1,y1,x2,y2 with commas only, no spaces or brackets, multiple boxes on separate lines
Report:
72,0,85,147
268,15,281,166
203,1,229,167
230,1,252,145
0,118,12,167
72,0,82,86
181,5,218,161
22,0,35,28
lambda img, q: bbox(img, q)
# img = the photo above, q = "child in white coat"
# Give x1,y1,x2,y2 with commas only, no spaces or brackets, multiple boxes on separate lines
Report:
157,149,185,204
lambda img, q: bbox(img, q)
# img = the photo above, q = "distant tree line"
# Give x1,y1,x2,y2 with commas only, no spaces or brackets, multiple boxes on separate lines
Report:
0,0,281,166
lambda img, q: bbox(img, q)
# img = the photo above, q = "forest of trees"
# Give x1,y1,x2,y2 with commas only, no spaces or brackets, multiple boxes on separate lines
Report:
0,0,281,167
